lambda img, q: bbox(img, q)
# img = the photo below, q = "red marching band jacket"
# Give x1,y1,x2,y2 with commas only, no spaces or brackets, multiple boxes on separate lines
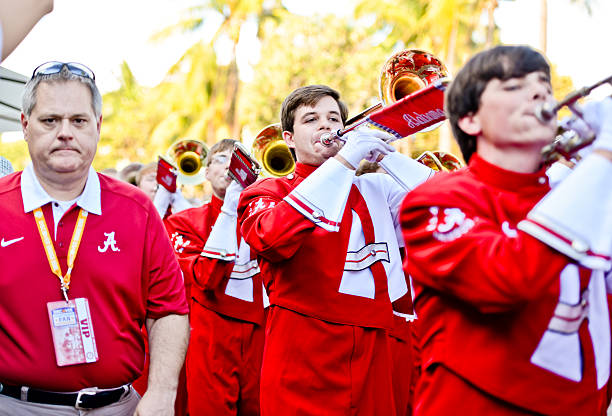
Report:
400,155,611,415
237,162,416,330
165,195,265,325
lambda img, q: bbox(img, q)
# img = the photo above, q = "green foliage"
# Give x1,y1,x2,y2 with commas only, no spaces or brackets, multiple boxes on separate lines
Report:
95,0,576,172
0,139,29,171
241,13,390,131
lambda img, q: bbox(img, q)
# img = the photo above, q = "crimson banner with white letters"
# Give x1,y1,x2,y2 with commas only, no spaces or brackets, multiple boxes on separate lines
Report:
367,79,449,139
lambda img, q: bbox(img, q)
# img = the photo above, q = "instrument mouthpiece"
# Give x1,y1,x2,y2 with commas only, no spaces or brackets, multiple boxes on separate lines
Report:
535,103,557,123
320,132,335,146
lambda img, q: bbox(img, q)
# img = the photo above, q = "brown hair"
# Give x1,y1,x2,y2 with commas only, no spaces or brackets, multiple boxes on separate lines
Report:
205,138,237,166
446,45,550,163
281,85,348,133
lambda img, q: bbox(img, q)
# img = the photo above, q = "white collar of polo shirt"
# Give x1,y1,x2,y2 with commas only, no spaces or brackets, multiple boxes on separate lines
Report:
21,164,102,216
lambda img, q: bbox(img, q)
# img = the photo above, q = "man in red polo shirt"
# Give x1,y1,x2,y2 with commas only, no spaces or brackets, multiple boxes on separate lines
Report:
237,85,435,414
165,139,267,415
0,62,189,415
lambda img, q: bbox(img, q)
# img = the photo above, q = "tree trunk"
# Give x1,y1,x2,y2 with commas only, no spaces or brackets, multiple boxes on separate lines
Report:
486,0,498,47
225,58,240,139
439,19,458,152
540,0,547,53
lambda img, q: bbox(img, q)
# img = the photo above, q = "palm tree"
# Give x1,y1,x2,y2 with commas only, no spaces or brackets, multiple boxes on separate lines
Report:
153,0,286,140
539,0,592,53
353,0,486,154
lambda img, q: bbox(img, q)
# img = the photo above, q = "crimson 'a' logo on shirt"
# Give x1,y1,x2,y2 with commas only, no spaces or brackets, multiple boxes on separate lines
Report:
97,232,120,253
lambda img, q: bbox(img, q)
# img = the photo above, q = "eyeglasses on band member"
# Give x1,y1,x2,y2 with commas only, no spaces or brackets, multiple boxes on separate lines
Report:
32,61,95,81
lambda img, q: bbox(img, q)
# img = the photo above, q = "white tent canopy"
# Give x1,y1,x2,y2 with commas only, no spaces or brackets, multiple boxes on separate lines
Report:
0,66,27,132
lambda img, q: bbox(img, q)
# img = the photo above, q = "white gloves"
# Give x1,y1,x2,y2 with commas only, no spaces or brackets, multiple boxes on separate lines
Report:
581,97,612,152
337,127,396,169
170,188,193,213
153,187,193,217
221,180,243,217
153,186,172,218
559,115,592,141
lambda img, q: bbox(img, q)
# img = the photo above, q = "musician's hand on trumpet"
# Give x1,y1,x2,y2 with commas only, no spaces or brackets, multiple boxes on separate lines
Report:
335,126,396,170
582,97,612,153
220,180,243,218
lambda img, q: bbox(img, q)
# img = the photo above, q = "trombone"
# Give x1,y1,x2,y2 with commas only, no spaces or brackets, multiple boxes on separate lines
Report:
538,74,612,163
321,49,449,146
165,138,209,185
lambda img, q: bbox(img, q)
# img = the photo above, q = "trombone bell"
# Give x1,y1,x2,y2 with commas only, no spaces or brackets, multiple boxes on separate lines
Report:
176,151,201,175
416,151,464,172
380,49,449,106
253,124,295,177
166,139,209,185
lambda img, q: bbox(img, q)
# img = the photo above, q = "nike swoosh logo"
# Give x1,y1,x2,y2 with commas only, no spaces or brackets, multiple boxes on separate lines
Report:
1,237,24,247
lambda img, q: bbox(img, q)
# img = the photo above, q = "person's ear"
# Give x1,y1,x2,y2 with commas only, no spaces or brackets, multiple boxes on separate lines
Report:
21,113,29,142
457,112,482,136
282,130,295,149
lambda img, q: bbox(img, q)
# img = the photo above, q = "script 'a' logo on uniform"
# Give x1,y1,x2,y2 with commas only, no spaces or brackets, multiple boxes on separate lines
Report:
98,232,120,253
171,232,190,253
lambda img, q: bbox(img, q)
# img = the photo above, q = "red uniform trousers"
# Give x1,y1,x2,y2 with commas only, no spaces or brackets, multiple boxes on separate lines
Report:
187,300,265,416
260,306,395,416
388,316,417,416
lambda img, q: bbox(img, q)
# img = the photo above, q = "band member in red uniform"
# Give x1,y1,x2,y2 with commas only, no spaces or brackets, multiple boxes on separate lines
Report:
355,162,419,416
237,85,435,415
165,139,267,415
401,45,612,415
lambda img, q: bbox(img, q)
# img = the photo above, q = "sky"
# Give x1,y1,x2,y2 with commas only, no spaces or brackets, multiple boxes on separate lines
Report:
2,0,611,102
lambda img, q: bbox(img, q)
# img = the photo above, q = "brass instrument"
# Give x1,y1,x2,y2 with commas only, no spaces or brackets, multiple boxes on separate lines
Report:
380,49,448,107
252,124,295,177
538,74,612,163
416,151,464,172
321,49,449,145
165,138,209,185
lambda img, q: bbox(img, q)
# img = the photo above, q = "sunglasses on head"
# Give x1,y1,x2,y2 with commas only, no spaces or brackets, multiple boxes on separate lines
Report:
32,61,95,81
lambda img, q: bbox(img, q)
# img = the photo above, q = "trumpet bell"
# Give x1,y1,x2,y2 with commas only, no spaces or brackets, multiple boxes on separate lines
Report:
166,139,209,185
380,49,449,106
252,124,295,177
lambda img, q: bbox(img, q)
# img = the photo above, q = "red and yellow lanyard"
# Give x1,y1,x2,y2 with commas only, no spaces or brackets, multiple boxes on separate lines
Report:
33,207,88,302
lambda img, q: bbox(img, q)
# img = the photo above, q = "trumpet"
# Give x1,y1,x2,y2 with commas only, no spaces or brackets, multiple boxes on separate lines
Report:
165,138,209,185
538,74,612,163
321,49,449,146
228,124,295,188
252,124,295,177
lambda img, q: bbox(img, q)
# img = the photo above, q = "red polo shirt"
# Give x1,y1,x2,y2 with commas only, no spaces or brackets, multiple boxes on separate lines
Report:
0,165,188,391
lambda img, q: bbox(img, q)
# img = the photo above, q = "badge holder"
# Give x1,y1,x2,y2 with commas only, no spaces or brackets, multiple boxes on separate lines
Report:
47,298,98,366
